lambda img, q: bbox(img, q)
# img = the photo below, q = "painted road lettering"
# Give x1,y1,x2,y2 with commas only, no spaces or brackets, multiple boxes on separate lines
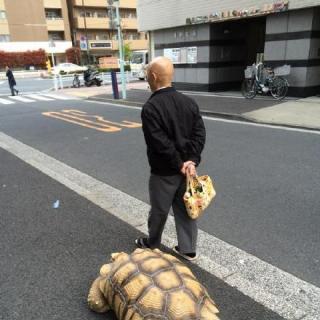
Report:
42,109,141,133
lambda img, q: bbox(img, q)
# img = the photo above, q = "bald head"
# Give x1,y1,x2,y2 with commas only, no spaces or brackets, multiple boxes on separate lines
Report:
147,56,174,92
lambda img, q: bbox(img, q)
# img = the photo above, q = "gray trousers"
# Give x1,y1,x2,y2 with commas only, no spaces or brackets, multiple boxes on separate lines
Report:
148,173,198,253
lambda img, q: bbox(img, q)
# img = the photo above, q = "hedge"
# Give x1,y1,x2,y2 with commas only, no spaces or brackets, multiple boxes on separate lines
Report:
0,49,46,69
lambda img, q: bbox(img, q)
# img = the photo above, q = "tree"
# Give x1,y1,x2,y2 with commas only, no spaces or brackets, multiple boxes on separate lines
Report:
123,43,132,62
66,47,81,65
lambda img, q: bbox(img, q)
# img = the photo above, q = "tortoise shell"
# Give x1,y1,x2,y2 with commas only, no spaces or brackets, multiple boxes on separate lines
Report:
88,248,219,320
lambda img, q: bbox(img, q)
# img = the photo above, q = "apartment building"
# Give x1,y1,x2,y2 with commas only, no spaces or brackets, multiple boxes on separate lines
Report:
138,0,320,97
0,0,72,63
67,0,148,62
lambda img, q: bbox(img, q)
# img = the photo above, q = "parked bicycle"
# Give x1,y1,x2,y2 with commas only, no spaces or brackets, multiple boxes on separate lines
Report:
241,63,290,100
72,73,80,88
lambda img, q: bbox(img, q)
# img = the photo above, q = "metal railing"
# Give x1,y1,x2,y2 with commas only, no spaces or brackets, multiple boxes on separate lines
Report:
52,71,135,90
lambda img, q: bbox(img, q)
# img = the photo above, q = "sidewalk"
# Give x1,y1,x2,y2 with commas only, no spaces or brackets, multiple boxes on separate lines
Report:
61,83,320,131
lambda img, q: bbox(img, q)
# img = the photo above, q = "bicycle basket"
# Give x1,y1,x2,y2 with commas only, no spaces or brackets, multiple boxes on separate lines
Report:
244,66,254,79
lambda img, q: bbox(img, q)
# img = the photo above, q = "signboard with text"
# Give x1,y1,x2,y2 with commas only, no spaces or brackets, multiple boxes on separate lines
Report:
164,47,198,64
186,1,289,24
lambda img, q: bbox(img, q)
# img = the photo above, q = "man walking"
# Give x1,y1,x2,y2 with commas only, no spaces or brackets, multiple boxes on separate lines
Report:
135,56,206,261
6,66,19,96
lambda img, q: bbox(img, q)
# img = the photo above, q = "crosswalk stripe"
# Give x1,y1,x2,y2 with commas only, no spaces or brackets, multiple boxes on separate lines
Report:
9,96,35,103
25,94,54,101
0,97,15,104
42,93,74,100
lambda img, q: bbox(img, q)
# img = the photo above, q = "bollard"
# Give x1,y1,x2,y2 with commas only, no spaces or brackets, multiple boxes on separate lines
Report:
111,71,119,99
53,74,58,91
58,74,63,89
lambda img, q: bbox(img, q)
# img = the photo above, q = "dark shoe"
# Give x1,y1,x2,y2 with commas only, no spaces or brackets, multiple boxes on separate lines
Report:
173,246,198,261
16,90,19,96
135,237,151,249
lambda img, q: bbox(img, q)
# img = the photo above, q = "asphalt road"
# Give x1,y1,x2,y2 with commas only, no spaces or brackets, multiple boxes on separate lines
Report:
0,96,319,319
0,78,54,95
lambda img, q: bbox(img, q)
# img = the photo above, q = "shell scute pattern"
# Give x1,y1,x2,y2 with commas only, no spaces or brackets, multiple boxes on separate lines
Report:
88,248,219,320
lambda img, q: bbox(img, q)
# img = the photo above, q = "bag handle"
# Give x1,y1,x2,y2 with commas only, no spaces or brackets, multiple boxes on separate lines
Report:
186,172,199,196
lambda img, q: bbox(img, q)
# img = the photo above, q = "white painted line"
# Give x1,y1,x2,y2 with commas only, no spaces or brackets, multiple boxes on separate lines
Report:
8,96,35,103
42,93,75,100
0,97,15,105
0,131,319,320
25,94,54,101
86,100,320,135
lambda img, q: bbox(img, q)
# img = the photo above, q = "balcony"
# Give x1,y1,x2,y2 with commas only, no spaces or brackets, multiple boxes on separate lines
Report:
44,0,62,9
121,18,137,30
112,39,148,51
73,0,111,7
0,20,9,34
74,16,111,29
46,18,65,31
119,0,137,9
72,0,137,9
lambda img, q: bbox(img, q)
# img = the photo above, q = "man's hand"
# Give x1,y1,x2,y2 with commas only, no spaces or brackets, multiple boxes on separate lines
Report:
181,161,196,176
187,163,197,177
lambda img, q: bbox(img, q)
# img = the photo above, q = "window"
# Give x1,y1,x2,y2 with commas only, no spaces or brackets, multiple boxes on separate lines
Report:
45,9,62,19
0,34,10,42
48,31,65,40
0,11,6,19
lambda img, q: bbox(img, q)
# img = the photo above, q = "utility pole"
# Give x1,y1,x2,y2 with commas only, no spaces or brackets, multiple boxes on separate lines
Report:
49,39,58,91
82,0,90,64
109,0,126,99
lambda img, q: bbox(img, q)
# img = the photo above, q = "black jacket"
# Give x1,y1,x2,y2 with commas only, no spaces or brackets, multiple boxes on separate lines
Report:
6,69,16,87
141,87,206,176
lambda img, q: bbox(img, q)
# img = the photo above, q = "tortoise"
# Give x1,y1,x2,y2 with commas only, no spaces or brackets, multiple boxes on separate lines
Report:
88,248,219,319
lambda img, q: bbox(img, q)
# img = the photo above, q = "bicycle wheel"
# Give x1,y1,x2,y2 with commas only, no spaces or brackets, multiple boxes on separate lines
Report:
241,79,257,99
270,77,288,100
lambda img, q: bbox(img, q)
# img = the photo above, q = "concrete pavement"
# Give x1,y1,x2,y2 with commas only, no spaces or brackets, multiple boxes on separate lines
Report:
60,83,320,131
244,97,320,130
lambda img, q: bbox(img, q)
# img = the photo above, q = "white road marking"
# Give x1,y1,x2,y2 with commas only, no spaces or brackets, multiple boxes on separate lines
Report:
8,96,35,103
86,100,320,135
42,93,76,100
0,131,319,320
0,97,15,104
25,94,54,101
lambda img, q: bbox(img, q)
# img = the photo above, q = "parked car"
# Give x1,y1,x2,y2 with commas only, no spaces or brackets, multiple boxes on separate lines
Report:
52,63,87,75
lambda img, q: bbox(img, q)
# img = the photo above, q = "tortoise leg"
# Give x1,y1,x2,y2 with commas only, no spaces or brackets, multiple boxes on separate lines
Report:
88,276,110,313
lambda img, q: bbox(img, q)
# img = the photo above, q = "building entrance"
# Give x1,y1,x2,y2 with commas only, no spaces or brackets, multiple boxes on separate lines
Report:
209,16,266,91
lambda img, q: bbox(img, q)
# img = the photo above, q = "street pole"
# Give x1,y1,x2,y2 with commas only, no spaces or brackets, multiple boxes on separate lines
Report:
114,0,126,99
82,0,90,64
49,40,58,91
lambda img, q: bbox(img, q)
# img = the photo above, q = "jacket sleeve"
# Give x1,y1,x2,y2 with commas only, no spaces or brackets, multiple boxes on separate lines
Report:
142,104,183,171
187,103,206,166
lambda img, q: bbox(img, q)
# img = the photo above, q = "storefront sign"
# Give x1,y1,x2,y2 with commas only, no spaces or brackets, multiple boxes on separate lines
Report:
186,1,289,24
90,42,112,49
164,47,198,64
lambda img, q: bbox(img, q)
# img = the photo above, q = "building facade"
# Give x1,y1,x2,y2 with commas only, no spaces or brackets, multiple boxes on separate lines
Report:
67,0,148,62
137,0,320,97
0,0,72,64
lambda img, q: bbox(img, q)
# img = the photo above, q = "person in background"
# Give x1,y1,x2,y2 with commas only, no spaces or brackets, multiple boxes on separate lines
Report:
135,56,206,261
6,66,19,96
